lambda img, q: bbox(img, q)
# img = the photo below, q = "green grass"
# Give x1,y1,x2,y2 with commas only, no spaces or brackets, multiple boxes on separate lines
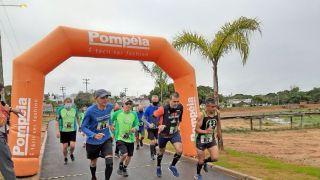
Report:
144,138,320,179
216,149,320,179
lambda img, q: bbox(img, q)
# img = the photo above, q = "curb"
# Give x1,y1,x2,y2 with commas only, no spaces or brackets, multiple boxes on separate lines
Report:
37,126,48,179
144,143,260,180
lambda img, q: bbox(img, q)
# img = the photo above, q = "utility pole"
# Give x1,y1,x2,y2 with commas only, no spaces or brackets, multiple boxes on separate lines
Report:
123,88,128,96
83,78,90,92
60,86,66,99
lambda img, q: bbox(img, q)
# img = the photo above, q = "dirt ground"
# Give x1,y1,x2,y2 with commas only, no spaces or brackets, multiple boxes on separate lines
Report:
223,129,320,167
220,104,320,167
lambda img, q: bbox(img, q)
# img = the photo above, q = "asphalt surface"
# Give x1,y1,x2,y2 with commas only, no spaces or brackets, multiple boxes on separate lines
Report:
40,121,237,180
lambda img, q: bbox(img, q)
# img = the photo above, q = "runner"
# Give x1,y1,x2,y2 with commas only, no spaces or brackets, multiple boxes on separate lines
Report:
81,89,113,180
143,95,160,160
112,98,139,177
0,83,22,180
55,97,80,165
79,106,87,148
135,104,145,150
194,98,221,180
153,92,183,177
113,102,121,158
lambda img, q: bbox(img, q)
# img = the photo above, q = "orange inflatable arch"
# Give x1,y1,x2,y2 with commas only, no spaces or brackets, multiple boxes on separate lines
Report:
8,26,200,176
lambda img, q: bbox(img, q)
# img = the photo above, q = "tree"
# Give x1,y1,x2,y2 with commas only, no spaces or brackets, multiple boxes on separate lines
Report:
173,16,261,105
4,85,12,105
140,62,169,103
197,85,213,104
74,91,94,109
148,83,175,103
173,17,261,150
307,87,320,103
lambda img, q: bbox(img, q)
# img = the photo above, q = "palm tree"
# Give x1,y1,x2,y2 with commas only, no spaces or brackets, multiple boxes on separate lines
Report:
140,62,169,103
173,16,261,105
173,16,261,150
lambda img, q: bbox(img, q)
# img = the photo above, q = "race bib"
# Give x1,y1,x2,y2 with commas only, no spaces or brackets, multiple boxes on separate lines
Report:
200,135,213,143
64,122,72,129
97,122,108,130
169,126,177,134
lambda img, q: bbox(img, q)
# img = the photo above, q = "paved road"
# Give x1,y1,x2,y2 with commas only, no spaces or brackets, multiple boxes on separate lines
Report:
40,121,237,180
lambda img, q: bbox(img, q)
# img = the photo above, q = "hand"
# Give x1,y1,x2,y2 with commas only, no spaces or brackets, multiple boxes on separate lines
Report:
205,127,213,134
94,133,105,140
217,133,222,141
56,132,60,138
12,108,23,116
158,125,166,132
131,128,137,133
110,125,115,131
149,123,155,129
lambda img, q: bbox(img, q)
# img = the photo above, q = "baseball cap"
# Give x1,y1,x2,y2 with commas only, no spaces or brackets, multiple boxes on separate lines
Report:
95,89,111,98
124,97,133,104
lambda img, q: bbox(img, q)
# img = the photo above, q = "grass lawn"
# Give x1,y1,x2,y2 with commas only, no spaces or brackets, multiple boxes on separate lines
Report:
144,138,320,180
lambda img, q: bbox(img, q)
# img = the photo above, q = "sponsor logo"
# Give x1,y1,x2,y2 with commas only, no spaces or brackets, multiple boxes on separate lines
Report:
12,98,31,156
187,97,198,141
88,31,150,50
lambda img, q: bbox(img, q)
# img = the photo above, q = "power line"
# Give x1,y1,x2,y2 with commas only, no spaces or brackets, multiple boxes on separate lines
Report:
83,78,90,92
60,86,66,99
123,88,128,96
0,0,21,52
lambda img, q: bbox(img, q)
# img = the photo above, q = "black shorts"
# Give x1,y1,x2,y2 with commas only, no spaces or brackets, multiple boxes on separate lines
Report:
195,138,217,151
60,131,76,143
116,140,134,157
147,128,158,140
86,138,113,160
158,132,182,149
135,128,145,137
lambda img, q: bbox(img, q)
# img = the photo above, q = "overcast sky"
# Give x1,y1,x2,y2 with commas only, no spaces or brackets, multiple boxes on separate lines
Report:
0,0,319,97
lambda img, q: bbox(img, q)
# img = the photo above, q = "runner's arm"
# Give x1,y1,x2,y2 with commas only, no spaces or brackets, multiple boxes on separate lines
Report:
195,113,207,134
133,113,139,130
81,113,96,138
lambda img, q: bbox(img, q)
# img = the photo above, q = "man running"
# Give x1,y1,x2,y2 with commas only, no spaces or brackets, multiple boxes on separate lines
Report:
113,102,121,158
153,92,183,177
135,104,145,150
143,95,160,160
112,98,139,177
56,98,80,165
79,106,87,148
194,98,221,180
81,89,113,180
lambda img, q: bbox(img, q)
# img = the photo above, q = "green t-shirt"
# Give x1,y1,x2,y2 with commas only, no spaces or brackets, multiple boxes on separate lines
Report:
58,107,78,132
112,110,139,143
79,112,85,125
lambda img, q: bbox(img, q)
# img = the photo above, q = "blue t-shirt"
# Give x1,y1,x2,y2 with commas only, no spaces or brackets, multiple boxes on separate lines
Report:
81,103,113,145
143,104,160,129
137,111,144,131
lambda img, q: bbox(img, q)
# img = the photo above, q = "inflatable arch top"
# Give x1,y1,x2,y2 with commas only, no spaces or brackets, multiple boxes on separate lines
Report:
8,26,200,176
